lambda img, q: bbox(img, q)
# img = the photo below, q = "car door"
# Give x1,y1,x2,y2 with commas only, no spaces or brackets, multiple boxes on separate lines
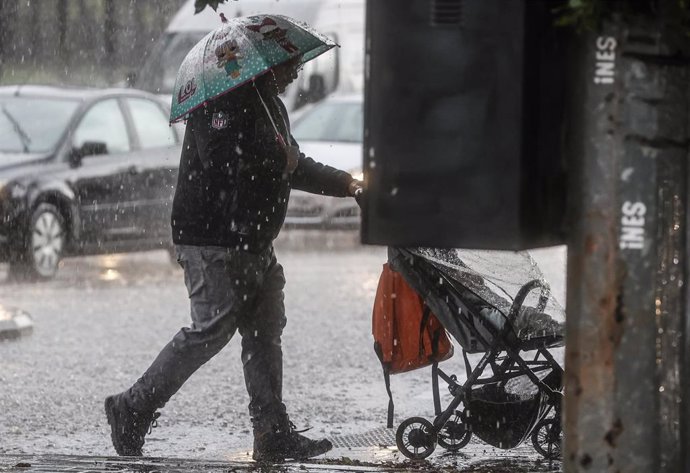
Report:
122,97,180,243
71,98,140,244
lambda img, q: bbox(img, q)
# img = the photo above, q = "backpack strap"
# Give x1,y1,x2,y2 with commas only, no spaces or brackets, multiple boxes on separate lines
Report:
375,341,395,428
418,305,431,357
384,366,394,429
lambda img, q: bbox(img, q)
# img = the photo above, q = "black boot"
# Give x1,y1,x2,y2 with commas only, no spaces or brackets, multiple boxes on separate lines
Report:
253,419,332,462
104,393,160,456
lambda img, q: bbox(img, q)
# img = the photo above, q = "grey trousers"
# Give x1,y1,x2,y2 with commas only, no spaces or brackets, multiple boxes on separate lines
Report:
126,244,288,430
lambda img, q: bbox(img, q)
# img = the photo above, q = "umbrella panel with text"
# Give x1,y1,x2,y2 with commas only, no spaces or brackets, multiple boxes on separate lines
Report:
170,14,336,123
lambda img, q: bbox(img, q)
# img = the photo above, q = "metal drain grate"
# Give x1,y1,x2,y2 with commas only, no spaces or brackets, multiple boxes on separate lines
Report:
328,426,396,448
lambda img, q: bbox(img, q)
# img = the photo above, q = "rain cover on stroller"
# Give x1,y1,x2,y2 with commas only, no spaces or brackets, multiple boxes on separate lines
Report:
401,248,565,353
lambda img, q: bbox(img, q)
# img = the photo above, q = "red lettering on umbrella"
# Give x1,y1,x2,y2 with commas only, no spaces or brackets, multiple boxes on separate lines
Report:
247,18,299,53
178,78,198,104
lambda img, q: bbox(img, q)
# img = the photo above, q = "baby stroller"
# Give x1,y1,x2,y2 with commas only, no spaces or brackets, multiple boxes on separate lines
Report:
386,247,565,460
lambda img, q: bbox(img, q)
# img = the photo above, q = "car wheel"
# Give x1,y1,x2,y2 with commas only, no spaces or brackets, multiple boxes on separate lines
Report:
9,203,66,281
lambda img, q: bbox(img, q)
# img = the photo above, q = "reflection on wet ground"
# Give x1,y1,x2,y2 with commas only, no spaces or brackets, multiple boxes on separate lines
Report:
0,230,364,288
0,451,561,473
0,250,179,289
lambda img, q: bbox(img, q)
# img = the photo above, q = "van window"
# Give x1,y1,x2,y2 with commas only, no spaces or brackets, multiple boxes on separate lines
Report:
138,32,207,95
296,32,339,105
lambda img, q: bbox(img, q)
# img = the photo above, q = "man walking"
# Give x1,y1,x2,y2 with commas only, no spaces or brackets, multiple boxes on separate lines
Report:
105,56,362,462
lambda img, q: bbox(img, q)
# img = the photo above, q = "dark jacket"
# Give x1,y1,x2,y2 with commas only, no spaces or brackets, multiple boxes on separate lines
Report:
171,83,354,253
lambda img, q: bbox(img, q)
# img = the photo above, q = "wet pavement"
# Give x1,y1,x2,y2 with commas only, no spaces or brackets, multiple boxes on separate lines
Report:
0,230,565,472
0,444,561,473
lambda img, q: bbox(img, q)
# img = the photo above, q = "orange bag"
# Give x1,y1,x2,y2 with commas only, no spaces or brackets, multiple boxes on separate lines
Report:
372,263,453,427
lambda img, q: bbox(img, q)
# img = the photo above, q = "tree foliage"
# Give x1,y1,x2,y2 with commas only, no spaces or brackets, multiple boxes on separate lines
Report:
194,0,232,14
0,0,186,86
554,0,690,33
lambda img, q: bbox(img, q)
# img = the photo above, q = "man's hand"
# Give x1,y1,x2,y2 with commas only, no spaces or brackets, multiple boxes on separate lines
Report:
348,179,364,208
348,179,364,197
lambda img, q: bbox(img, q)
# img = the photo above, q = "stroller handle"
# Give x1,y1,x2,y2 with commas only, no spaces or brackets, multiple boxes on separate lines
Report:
507,279,551,324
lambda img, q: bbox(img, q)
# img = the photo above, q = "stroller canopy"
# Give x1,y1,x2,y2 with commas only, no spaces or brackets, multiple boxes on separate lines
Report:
411,248,565,317
402,248,566,345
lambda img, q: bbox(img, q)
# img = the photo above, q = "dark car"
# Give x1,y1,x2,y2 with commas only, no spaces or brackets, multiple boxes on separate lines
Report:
0,85,181,280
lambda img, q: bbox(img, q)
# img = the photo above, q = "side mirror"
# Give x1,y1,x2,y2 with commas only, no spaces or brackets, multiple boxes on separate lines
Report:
70,141,108,167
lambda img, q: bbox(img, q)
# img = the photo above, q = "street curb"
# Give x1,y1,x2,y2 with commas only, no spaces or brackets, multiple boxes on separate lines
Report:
0,306,34,341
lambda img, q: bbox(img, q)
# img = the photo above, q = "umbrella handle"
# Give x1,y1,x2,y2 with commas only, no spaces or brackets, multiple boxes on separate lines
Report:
254,84,287,149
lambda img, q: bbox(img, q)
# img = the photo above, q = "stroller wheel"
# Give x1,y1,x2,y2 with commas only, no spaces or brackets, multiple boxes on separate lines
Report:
396,417,437,460
531,418,562,460
436,411,472,451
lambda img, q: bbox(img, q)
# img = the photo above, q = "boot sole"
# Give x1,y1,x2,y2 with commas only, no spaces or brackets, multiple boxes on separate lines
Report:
253,439,333,463
292,440,333,461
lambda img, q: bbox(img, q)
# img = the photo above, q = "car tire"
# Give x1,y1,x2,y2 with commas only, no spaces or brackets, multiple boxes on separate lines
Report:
9,203,66,281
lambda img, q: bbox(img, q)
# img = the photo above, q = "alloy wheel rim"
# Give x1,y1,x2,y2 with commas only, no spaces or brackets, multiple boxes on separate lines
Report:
32,211,64,277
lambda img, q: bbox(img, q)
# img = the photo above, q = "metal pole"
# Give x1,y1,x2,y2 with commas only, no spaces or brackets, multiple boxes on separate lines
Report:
564,4,689,472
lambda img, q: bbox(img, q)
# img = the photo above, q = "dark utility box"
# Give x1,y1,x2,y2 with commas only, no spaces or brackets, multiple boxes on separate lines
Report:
362,0,568,249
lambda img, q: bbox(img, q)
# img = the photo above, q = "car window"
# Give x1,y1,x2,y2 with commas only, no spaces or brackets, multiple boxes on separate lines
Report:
292,101,362,143
127,98,177,149
73,99,130,154
0,97,80,154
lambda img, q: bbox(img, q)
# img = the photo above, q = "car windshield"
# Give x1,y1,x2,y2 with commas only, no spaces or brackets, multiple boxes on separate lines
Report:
292,101,363,143
0,96,80,154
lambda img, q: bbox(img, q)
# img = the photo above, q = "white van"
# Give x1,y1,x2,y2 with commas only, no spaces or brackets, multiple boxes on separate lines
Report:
306,0,364,96
134,0,364,113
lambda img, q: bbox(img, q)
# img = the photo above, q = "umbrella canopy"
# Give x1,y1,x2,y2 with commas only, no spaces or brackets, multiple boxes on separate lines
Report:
169,14,336,123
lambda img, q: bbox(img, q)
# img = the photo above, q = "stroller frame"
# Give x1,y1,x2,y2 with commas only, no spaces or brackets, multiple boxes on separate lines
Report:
388,248,564,460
